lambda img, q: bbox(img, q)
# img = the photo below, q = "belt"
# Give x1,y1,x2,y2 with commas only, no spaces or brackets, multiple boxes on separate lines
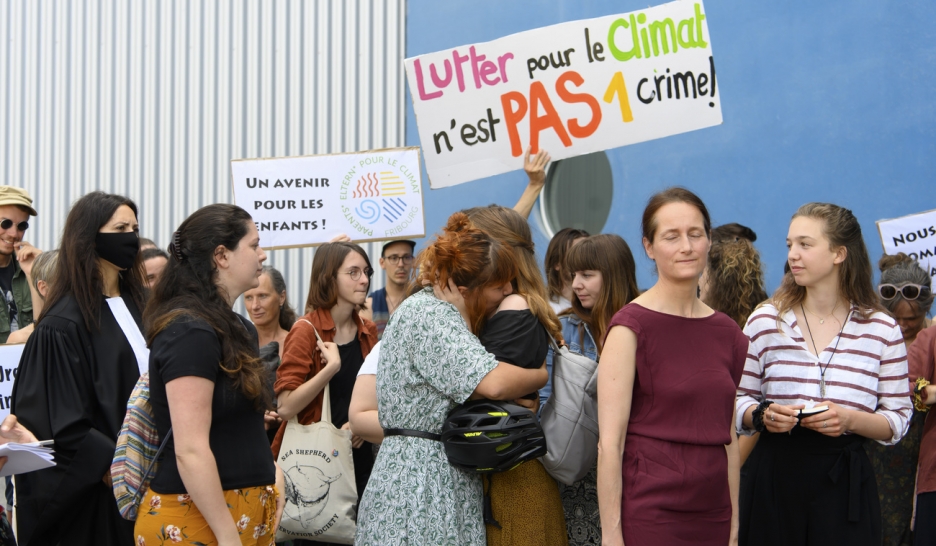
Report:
383,428,441,441
828,441,865,523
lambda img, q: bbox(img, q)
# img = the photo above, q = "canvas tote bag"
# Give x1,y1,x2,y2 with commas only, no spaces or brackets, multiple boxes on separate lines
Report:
275,384,358,544
539,336,600,485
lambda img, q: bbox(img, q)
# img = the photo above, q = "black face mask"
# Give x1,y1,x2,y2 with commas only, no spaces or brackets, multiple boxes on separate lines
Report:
95,232,140,270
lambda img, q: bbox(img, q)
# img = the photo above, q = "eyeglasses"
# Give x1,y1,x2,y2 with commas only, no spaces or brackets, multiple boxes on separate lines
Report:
343,267,374,281
878,283,931,301
384,254,414,265
0,219,29,232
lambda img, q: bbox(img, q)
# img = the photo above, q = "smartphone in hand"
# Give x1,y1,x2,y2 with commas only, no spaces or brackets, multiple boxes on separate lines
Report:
796,405,829,420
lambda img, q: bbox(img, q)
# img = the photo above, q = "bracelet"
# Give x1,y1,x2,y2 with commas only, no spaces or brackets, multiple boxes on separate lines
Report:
914,378,930,413
751,400,774,433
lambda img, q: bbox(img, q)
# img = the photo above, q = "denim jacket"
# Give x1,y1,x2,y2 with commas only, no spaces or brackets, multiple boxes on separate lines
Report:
540,314,599,410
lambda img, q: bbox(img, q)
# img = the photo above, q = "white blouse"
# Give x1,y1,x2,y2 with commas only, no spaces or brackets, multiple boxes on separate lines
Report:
736,303,911,445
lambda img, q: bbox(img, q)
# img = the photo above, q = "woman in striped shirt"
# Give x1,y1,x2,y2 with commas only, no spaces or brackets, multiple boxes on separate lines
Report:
735,202,911,546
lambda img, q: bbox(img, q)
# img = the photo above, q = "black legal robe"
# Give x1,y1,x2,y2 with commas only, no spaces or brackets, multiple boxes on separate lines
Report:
11,292,141,546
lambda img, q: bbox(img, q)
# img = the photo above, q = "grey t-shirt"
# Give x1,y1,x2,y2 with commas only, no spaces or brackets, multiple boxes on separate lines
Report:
0,261,18,332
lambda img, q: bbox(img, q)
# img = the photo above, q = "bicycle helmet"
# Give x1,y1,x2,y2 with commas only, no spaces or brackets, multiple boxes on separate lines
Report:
441,399,547,473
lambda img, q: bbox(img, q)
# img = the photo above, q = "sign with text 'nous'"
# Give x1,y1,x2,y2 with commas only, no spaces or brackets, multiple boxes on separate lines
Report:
877,208,936,287
231,148,425,250
405,0,721,188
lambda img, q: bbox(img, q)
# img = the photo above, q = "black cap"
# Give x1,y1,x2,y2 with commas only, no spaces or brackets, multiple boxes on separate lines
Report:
381,239,416,256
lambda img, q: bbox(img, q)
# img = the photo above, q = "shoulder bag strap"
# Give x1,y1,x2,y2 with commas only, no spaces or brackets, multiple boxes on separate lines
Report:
546,334,563,389
296,317,317,340
547,334,562,354
321,383,332,425
132,428,174,504
297,318,333,425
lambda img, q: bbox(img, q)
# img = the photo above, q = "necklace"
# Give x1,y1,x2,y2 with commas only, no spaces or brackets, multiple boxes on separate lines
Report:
386,290,403,314
800,303,850,398
802,299,838,325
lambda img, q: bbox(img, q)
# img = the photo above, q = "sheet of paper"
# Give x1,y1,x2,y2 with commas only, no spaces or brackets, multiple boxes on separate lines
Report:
0,442,55,477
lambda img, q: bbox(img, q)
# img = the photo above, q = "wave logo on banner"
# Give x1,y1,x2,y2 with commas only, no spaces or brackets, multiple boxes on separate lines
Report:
341,159,420,238
351,172,410,226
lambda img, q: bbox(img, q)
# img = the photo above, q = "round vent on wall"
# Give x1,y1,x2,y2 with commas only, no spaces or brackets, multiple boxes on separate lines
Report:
540,151,613,236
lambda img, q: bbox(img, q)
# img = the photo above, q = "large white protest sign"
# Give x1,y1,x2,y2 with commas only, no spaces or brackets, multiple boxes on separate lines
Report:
405,1,720,188
232,148,425,249
0,344,24,420
877,209,936,286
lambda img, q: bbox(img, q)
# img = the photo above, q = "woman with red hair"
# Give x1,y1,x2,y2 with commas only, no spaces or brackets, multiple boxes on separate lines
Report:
355,213,548,546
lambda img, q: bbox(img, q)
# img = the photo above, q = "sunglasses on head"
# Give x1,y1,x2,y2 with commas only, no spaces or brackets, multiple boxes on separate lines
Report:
878,283,931,301
0,219,29,232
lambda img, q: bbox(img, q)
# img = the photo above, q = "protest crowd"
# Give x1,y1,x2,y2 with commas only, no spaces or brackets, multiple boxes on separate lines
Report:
8,0,936,541
0,135,932,546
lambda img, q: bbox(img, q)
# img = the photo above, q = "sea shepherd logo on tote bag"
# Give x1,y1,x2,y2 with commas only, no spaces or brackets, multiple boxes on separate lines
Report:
276,385,357,544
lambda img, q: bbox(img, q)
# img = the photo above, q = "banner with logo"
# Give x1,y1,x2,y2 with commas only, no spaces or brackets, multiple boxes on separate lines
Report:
0,344,24,420
877,208,936,286
405,0,720,188
231,148,425,249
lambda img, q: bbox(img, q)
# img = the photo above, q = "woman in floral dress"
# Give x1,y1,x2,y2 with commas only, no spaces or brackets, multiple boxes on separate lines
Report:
355,213,548,546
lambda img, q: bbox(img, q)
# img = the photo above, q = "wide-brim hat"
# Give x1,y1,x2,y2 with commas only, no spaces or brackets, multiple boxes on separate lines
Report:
0,186,38,216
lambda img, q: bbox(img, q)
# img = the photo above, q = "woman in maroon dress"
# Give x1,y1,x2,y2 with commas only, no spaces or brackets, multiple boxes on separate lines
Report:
597,188,748,546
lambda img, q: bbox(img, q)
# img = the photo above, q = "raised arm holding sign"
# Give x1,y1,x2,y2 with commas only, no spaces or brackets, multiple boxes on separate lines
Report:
513,147,551,219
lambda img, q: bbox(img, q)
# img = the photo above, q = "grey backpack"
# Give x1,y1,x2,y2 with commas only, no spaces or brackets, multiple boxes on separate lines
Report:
539,337,600,485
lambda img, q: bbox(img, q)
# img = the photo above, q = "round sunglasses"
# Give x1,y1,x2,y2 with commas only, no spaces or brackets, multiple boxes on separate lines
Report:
878,283,931,301
0,219,29,232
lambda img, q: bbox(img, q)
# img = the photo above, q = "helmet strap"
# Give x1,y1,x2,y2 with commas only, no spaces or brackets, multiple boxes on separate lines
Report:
482,474,502,529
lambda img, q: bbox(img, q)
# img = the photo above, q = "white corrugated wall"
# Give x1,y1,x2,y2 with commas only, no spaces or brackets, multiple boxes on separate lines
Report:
0,0,406,312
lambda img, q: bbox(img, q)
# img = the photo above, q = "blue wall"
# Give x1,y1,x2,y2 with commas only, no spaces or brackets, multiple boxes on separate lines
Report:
405,0,936,291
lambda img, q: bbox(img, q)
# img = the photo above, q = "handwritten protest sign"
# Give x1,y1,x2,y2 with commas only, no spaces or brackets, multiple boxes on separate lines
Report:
231,148,425,250
405,0,721,188
0,344,24,420
877,209,936,286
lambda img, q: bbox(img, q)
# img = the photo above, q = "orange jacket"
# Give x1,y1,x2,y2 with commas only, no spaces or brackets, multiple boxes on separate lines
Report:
270,307,377,458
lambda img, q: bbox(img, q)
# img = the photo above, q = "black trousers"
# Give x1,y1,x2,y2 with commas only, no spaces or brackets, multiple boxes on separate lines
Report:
739,426,882,546
914,492,936,546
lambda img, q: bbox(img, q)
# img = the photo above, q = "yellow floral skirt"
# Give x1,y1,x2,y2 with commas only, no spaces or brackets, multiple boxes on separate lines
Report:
134,484,278,546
